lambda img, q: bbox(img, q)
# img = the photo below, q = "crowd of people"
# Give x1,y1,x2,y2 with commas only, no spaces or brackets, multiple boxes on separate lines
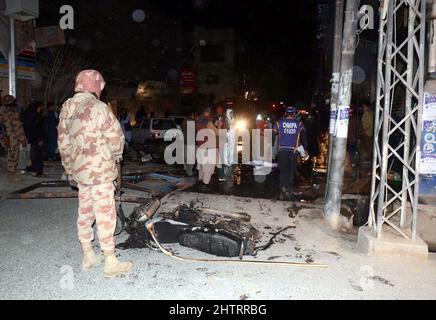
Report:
188,101,375,197
178,105,239,192
174,104,310,200
0,95,60,182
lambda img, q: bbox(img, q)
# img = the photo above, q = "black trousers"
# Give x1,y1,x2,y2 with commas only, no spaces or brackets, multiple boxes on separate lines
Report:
278,149,298,192
30,143,44,175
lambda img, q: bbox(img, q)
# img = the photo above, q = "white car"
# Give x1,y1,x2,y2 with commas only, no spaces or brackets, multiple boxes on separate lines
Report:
131,118,179,145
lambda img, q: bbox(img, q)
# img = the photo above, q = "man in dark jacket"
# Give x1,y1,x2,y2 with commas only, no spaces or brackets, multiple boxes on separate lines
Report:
46,103,59,161
22,102,46,177
135,105,147,124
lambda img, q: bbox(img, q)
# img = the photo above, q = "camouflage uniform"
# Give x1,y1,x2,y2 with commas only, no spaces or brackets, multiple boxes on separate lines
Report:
0,96,27,177
58,90,124,253
77,183,116,252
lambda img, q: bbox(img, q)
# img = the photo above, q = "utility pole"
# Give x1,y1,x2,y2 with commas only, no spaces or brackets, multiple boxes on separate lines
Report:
324,0,360,229
8,16,16,97
326,0,344,197
368,0,427,241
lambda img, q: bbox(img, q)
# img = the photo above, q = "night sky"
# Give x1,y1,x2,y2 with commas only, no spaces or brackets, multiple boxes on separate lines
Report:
37,0,319,104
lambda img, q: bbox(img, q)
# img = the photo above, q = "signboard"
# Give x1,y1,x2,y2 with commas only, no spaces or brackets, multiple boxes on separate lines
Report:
329,104,337,135
0,43,36,80
335,105,350,138
180,68,196,95
35,26,65,48
420,92,436,174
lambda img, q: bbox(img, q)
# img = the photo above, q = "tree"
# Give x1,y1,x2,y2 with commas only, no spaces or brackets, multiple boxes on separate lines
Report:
36,45,100,109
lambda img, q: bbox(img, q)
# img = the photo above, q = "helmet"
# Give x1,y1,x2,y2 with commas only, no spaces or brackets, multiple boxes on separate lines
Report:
285,106,296,114
1,94,16,106
74,69,106,94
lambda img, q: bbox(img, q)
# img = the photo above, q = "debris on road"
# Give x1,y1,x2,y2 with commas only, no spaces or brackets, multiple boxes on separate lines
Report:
146,221,328,268
119,201,260,257
116,198,329,268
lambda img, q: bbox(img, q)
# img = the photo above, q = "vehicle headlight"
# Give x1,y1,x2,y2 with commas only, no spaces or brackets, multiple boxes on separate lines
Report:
235,119,247,131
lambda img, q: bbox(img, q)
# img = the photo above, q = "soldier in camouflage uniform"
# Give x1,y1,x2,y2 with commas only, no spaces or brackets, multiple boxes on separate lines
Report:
0,95,27,182
58,70,133,278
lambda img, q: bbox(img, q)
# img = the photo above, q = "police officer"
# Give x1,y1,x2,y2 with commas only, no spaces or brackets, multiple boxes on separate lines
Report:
273,106,308,200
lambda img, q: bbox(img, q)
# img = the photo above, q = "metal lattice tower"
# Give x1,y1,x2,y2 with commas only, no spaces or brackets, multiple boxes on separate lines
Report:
369,0,427,240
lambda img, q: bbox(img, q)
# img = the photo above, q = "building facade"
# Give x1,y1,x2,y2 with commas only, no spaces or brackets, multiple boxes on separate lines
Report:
193,26,239,102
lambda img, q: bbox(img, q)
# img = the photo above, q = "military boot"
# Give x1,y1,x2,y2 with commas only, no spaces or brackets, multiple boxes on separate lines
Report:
81,243,101,271
103,252,133,278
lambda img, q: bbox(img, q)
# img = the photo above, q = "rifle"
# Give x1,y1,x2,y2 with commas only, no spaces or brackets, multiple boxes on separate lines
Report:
114,160,127,235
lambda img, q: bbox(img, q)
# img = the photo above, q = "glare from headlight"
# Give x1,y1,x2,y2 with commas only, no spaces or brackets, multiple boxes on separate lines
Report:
235,119,247,131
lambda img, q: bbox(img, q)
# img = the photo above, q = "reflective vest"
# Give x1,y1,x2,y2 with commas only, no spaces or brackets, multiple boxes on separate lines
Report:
274,118,305,151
